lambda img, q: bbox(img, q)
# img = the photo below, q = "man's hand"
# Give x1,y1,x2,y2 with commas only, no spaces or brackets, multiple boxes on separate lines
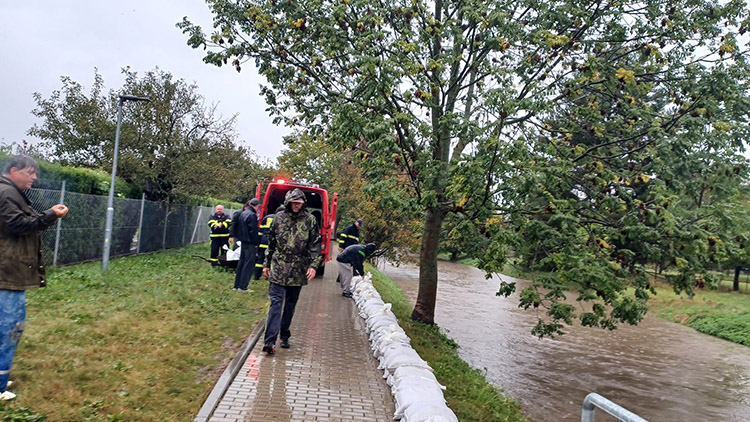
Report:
262,267,270,278
338,247,343,252
306,268,316,280
51,204,68,218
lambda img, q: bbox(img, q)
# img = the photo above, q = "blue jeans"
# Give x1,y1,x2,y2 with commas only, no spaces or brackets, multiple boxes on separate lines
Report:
264,283,302,345
0,291,25,392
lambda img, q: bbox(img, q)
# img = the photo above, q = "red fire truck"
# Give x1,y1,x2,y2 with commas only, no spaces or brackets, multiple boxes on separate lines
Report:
255,179,338,277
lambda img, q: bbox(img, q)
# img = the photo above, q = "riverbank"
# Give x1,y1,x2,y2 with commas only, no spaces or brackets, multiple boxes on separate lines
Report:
0,243,267,421
646,282,750,346
367,264,528,422
493,261,750,348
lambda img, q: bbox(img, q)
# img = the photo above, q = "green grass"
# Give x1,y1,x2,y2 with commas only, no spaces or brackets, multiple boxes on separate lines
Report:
647,284,750,346
706,270,750,293
0,243,267,421
366,264,528,422
436,252,480,267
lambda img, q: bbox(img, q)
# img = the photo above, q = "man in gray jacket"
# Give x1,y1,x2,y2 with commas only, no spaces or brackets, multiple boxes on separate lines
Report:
0,155,68,400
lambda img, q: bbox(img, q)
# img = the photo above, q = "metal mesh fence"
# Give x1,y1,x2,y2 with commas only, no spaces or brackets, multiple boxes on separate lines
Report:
26,185,227,267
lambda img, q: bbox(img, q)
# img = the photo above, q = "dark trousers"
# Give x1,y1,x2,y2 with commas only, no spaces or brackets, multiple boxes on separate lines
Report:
210,237,229,261
254,247,267,280
264,283,302,345
233,244,257,290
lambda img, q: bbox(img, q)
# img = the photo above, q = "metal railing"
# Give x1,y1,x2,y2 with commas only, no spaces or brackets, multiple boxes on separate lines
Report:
582,393,648,422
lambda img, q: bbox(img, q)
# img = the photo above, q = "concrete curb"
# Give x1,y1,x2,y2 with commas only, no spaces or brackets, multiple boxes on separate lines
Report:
194,319,265,422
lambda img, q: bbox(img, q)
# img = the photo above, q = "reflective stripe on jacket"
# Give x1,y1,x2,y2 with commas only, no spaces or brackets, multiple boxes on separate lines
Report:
338,223,360,249
208,212,231,238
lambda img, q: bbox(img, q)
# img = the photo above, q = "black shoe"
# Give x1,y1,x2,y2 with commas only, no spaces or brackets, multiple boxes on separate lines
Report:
262,342,276,354
280,339,290,349
342,292,353,298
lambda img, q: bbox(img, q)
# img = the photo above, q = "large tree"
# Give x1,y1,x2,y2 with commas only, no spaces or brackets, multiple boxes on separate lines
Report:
29,68,270,201
180,0,750,332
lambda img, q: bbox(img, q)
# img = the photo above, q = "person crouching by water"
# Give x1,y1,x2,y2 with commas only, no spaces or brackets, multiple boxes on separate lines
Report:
336,243,377,298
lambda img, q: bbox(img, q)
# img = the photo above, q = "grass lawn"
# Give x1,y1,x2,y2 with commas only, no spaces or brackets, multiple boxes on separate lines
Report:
367,264,528,422
646,282,750,346
0,243,267,421
706,270,750,293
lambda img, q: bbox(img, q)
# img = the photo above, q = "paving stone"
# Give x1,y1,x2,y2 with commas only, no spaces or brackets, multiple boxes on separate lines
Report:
207,259,395,422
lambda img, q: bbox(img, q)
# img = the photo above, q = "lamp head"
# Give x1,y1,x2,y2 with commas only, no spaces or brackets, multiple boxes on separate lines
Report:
119,94,151,103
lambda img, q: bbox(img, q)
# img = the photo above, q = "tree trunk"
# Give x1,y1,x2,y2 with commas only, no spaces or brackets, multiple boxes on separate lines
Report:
734,266,741,292
411,208,447,324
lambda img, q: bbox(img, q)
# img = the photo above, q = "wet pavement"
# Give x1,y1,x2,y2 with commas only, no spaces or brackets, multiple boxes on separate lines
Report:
207,259,395,422
381,260,750,422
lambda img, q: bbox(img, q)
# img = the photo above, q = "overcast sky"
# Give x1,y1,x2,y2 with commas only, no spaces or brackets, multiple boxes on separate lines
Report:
0,0,288,162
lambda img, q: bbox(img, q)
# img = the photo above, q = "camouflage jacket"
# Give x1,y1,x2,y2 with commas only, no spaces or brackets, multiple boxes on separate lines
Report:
264,189,321,286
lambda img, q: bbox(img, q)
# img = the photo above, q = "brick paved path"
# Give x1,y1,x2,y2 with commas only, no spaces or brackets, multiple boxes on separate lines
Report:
208,260,395,422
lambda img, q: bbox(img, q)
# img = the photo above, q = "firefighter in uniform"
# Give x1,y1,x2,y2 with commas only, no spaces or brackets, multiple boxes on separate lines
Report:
336,218,362,282
255,206,285,280
207,205,231,264
338,218,363,251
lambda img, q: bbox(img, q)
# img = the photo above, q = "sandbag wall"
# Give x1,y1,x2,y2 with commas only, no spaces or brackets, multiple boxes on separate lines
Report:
352,273,459,422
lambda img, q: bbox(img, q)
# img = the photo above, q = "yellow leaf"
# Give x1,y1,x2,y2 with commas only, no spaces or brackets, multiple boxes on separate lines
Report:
597,239,612,249
616,68,636,84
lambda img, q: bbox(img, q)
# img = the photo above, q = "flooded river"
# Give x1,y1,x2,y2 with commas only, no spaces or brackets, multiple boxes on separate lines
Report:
380,260,750,422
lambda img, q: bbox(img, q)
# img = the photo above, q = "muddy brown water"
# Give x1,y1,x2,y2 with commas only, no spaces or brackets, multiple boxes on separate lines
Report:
379,260,750,422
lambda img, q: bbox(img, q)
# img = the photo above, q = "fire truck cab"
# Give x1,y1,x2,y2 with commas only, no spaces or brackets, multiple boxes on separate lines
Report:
256,180,338,277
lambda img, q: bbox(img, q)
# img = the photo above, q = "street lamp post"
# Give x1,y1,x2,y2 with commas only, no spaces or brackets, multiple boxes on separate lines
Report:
102,94,150,272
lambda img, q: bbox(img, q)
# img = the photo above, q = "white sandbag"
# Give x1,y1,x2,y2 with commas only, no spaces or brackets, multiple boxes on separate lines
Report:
352,272,373,290
370,324,406,345
386,366,440,388
354,284,380,299
358,298,386,319
350,275,365,290
355,288,382,302
392,376,446,393
367,313,401,334
378,343,432,374
393,387,446,420
354,289,381,306
401,402,459,422
223,244,240,261
373,331,411,358
361,301,391,319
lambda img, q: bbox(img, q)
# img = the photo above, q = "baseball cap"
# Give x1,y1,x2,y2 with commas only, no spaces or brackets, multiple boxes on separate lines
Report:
249,198,261,206
356,219,364,225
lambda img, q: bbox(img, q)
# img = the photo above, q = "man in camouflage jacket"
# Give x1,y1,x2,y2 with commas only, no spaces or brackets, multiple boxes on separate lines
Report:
261,188,321,354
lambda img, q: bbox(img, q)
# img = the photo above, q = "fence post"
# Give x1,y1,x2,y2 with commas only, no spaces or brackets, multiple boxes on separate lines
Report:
52,180,66,266
182,205,189,246
162,202,170,250
191,206,203,244
136,193,146,254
